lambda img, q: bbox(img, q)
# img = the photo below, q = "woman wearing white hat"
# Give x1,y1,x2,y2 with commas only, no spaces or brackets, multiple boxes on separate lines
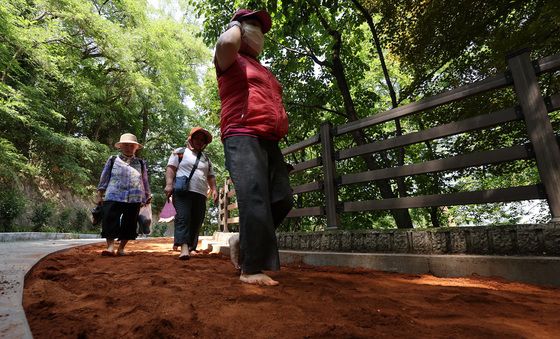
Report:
96,133,152,256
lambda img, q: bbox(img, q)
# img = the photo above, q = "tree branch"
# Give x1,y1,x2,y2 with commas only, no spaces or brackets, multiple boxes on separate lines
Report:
286,101,347,118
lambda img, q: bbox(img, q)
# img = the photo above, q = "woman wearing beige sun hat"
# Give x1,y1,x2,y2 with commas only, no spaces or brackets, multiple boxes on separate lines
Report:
96,133,152,256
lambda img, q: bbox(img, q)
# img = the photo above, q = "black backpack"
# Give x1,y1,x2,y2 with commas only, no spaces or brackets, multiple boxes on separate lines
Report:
107,155,146,175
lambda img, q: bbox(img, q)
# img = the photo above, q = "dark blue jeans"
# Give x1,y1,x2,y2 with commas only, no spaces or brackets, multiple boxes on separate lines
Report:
172,191,207,250
224,136,293,274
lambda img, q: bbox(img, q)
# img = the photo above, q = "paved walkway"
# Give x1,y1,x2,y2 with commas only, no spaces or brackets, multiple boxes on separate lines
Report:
0,237,103,339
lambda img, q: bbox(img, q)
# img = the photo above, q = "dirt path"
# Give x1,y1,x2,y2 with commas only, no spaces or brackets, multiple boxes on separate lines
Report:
23,238,560,338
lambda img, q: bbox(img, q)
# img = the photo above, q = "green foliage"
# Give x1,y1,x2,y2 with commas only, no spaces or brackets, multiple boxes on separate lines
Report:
56,208,73,232
150,222,168,237
0,187,27,231
31,202,55,231
73,208,94,233
39,225,58,233
2,0,557,232
1,0,211,201
50,207,92,233
367,0,560,95
192,0,559,229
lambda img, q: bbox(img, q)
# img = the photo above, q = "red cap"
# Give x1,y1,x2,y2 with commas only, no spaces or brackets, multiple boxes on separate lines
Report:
188,127,212,144
231,9,272,33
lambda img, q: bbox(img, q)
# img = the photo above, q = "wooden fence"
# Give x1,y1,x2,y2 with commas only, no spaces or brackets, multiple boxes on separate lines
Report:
219,50,560,232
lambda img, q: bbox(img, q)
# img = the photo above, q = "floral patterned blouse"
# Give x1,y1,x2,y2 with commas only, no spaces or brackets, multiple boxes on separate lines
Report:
97,155,150,204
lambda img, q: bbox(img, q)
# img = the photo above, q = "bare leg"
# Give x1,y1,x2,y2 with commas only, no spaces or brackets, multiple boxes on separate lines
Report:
239,272,279,286
179,244,190,260
102,239,115,256
107,239,115,251
228,234,240,270
117,240,128,256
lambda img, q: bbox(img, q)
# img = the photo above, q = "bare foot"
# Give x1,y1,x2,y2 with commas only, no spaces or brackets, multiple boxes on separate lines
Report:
239,273,279,286
105,239,115,254
172,245,179,251
179,245,190,260
228,234,240,270
117,240,128,256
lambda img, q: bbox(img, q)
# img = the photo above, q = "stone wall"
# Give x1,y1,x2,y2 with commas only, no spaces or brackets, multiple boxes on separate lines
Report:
277,223,560,256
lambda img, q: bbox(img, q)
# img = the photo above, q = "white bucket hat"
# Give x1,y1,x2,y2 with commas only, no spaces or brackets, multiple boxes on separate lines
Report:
114,133,143,149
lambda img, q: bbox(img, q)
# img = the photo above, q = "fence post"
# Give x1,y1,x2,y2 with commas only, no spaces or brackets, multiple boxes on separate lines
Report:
320,122,340,229
508,49,560,221
222,180,230,232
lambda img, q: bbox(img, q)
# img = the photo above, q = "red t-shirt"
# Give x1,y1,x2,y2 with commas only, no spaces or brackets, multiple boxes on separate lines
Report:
216,53,288,141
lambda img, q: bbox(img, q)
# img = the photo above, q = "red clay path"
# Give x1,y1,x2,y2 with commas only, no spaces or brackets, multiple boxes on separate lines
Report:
23,238,560,338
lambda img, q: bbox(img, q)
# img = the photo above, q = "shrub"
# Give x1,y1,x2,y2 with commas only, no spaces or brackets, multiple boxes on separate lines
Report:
31,202,55,231
56,208,73,232
150,222,169,237
40,225,58,233
72,208,91,232
0,188,27,231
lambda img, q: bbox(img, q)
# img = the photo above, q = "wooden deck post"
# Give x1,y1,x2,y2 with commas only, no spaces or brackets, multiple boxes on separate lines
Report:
222,180,230,232
320,122,340,229
508,50,560,221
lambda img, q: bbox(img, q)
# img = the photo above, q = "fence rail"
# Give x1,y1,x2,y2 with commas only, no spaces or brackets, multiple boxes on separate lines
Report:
219,50,560,231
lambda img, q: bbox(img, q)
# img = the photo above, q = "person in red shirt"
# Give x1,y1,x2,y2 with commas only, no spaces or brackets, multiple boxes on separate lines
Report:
215,9,293,286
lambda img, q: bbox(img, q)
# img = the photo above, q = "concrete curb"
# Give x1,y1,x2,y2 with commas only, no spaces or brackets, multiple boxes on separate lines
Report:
0,232,101,242
209,232,560,287
0,232,100,242
278,251,560,287
0,238,103,339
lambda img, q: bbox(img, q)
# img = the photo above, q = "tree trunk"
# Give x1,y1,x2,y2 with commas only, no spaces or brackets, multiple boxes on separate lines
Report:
417,119,442,227
352,0,409,199
140,104,149,144
323,20,413,228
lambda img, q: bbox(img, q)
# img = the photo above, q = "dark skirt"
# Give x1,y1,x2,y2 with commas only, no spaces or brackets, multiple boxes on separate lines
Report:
101,201,141,240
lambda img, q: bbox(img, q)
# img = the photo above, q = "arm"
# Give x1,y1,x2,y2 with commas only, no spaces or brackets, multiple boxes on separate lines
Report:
207,175,218,204
215,21,243,71
164,165,177,200
142,160,152,204
96,190,105,205
96,157,113,205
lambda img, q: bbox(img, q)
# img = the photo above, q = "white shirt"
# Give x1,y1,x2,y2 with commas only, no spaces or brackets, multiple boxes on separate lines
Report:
167,147,215,196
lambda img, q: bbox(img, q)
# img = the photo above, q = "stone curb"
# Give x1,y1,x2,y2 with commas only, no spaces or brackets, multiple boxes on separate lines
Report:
0,238,103,339
277,251,560,287
0,232,101,242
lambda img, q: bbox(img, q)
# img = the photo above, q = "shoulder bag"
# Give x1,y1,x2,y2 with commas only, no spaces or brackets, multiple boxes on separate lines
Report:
174,152,202,193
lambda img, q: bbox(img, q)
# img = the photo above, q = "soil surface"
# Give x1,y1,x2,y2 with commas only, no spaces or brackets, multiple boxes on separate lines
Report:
24,238,560,338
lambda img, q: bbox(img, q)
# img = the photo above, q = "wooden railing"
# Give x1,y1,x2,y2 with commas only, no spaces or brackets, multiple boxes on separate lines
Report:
219,50,560,231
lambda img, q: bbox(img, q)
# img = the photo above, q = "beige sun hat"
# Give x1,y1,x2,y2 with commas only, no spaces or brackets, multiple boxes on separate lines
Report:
114,133,143,149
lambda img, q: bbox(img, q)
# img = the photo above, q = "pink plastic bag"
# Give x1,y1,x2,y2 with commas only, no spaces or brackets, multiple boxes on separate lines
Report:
158,200,176,222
